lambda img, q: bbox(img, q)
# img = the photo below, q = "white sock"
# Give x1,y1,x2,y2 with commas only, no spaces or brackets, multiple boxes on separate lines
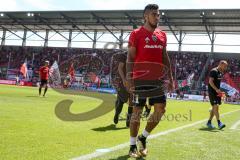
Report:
130,137,137,145
142,129,150,138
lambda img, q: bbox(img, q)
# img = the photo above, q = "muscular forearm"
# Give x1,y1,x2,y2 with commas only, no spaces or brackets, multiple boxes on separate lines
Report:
119,68,126,82
163,49,173,81
166,59,173,81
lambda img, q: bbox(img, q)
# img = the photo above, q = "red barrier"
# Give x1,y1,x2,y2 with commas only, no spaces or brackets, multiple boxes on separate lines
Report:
0,79,32,86
0,80,16,85
19,81,33,86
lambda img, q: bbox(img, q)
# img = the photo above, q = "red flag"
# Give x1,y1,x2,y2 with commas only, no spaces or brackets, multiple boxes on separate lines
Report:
224,73,239,91
88,72,101,88
20,59,28,78
95,76,101,88
181,80,187,87
68,63,75,80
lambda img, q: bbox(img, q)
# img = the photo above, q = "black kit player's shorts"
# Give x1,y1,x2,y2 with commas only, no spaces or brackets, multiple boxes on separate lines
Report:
117,85,129,103
117,85,134,106
40,79,48,86
208,92,222,106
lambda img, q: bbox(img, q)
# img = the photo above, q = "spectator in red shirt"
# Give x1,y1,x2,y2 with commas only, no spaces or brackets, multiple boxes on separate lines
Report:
39,61,50,97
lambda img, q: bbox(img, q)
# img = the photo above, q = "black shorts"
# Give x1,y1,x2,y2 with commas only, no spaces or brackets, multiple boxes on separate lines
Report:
133,85,166,107
132,80,166,107
40,79,48,86
117,86,134,106
133,94,166,107
209,92,221,106
134,80,165,97
117,86,129,103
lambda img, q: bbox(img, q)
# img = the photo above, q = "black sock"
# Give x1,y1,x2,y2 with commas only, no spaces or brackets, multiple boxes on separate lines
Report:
217,120,221,125
43,87,48,96
208,120,211,124
39,87,42,95
115,99,123,115
140,134,146,139
130,144,137,149
128,107,133,114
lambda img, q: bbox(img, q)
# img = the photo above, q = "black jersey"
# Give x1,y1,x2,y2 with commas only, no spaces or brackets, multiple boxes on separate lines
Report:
208,67,223,95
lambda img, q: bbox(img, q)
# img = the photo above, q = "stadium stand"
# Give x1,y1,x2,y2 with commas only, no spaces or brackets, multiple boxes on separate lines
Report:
0,46,207,82
1,45,239,94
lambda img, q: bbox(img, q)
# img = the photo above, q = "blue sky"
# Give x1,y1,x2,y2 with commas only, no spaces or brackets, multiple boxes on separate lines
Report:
1,0,240,11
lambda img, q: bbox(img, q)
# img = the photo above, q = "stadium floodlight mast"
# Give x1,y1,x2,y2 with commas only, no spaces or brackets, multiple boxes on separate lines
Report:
27,13,34,17
200,11,205,17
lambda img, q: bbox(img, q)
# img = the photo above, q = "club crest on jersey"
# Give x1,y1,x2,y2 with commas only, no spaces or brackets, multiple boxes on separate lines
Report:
152,35,157,42
145,37,150,44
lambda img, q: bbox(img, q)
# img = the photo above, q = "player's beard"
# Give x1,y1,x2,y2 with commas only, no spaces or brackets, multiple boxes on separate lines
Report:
149,22,158,29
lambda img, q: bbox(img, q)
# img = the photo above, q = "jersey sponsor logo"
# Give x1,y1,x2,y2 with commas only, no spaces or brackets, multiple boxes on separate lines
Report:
144,44,163,49
145,37,150,44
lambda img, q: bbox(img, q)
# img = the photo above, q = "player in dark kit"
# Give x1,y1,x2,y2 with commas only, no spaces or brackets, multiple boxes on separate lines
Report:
126,4,174,158
113,52,133,127
39,61,50,97
207,60,228,129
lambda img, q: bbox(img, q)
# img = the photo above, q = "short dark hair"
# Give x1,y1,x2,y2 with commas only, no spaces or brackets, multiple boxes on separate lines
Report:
219,60,228,65
143,4,159,15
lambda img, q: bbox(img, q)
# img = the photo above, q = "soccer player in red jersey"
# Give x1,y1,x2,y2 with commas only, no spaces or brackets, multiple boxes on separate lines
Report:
39,61,50,97
126,4,174,157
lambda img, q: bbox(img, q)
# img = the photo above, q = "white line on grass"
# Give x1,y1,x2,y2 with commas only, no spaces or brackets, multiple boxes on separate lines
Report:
230,119,240,130
71,109,240,160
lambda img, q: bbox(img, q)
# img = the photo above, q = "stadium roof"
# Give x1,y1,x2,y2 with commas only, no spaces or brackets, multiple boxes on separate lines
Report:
2,9,240,47
1,9,240,33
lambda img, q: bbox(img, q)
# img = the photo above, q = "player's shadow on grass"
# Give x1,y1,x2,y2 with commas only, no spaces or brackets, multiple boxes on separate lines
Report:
109,155,145,160
198,127,220,132
26,96,39,98
91,124,127,132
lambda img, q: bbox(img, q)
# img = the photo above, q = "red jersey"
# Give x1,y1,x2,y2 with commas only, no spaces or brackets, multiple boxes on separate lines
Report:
128,26,167,80
39,66,49,80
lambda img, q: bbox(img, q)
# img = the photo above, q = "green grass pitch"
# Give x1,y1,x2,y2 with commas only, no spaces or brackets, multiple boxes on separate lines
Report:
0,84,239,160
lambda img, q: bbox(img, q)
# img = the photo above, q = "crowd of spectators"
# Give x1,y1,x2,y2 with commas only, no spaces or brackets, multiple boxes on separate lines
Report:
0,46,239,92
168,51,208,81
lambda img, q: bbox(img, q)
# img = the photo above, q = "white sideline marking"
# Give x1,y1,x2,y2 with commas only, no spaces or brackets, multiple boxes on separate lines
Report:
71,109,240,160
230,120,240,130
